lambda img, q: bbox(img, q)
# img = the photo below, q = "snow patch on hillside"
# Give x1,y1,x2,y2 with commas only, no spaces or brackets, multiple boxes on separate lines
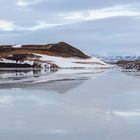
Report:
0,53,110,69
12,45,22,48
0,58,34,65
36,54,110,69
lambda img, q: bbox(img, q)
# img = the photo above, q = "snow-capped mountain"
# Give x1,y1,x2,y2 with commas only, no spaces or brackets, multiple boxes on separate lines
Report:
95,55,140,70
94,55,140,63
0,42,109,69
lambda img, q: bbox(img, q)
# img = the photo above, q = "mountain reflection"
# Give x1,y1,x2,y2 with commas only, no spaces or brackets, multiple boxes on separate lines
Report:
121,69,140,79
0,69,107,93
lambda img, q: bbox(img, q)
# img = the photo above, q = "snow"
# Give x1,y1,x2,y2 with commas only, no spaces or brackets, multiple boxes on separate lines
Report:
96,55,140,63
0,59,34,65
0,53,110,69
12,45,22,48
35,54,110,69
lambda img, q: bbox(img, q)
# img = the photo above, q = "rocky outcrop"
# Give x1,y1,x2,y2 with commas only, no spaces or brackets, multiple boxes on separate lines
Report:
0,62,32,68
116,60,140,70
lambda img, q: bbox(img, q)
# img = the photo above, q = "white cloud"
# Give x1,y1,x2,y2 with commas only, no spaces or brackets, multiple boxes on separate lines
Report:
0,20,16,31
49,129,68,134
0,20,62,32
24,22,63,31
18,5,140,31
1,5,140,32
16,0,29,7
16,0,43,7
114,111,140,117
62,5,140,22
16,22,63,31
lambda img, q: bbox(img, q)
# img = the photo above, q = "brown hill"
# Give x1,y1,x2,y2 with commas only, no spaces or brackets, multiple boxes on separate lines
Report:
22,42,90,59
0,42,90,59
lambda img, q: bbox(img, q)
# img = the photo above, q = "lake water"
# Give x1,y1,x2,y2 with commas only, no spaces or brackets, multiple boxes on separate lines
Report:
0,68,140,140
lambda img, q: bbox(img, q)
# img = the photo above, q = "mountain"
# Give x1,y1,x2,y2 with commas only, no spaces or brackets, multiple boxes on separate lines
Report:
94,55,140,63
0,42,108,69
22,42,90,59
94,55,140,70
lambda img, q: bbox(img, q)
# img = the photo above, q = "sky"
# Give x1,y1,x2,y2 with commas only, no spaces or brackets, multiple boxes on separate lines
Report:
0,0,140,56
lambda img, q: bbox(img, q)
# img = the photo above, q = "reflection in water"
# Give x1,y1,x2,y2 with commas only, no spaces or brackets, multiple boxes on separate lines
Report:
113,111,140,118
121,69,140,79
0,69,140,140
0,68,107,93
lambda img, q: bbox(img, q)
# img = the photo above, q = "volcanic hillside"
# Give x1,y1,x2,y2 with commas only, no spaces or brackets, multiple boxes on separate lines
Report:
0,42,107,69
0,42,90,59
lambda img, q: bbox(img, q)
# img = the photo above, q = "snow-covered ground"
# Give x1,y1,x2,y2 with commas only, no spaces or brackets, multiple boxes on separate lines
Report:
0,53,110,69
36,54,110,69
12,45,22,48
0,58,34,65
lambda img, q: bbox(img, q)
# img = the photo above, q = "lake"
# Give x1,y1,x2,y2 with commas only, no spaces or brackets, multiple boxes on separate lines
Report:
0,68,140,140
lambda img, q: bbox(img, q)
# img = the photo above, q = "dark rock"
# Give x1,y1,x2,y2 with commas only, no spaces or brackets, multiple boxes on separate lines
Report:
0,62,32,68
116,60,140,70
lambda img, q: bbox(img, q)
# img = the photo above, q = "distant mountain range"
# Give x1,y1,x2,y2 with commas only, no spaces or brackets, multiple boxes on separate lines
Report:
94,55,140,63
93,55,140,70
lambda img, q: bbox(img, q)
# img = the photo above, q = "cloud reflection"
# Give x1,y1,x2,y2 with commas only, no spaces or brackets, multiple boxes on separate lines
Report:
114,111,140,117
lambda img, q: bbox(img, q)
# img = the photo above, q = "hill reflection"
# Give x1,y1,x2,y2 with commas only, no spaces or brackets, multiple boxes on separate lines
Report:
0,68,107,93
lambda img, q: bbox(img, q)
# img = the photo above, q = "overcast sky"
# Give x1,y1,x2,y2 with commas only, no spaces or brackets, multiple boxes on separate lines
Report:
0,0,140,55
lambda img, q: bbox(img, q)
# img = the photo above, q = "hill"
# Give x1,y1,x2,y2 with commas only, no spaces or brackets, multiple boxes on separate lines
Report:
0,42,108,69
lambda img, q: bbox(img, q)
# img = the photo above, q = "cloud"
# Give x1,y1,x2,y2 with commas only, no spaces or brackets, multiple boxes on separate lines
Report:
0,21,62,32
16,0,43,7
18,22,63,31
49,129,68,134
15,4,140,32
16,0,29,7
3,4,140,32
62,5,140,23
114,111,140,118
0,20,16,31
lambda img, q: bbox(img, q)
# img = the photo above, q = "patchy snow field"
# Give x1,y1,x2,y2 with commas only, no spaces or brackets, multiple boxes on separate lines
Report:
0,53,110,69
35,54,110,69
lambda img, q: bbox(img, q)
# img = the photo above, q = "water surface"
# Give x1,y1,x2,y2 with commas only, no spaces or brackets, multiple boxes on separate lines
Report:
0,69,140,140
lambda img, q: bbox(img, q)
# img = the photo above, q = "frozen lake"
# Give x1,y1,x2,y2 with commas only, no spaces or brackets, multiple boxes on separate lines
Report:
0,68,140,140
